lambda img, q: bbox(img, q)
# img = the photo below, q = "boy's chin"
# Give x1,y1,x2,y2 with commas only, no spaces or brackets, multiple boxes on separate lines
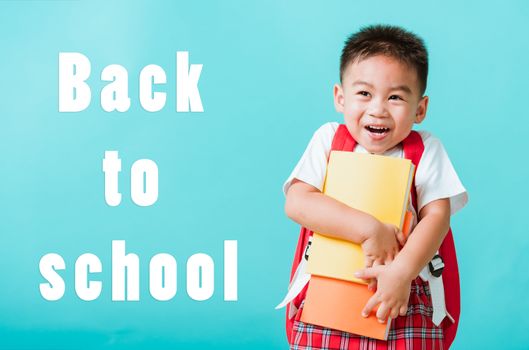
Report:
359,141,397,155
364,147,389,155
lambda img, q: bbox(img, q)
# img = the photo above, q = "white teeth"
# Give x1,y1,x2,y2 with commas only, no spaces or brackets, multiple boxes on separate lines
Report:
367,125,389,131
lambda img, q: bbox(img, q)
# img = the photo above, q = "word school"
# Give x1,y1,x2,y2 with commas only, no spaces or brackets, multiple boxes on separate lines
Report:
39,240,238,302
58,52,203,112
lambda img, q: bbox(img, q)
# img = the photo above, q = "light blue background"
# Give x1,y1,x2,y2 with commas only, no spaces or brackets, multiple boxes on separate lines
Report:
0,0,527,349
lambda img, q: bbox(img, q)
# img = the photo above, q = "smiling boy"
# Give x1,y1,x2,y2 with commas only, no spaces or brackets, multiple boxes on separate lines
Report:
283,25,468,349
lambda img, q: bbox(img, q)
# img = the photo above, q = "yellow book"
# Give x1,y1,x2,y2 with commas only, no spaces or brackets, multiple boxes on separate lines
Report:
306,151,414,283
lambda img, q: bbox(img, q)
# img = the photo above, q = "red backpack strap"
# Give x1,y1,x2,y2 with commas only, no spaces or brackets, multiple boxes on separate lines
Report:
439,228,460,349
402,130,424,211
331,124,357,152
402,130,460,350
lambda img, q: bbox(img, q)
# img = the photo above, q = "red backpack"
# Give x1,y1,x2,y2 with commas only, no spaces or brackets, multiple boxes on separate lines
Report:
286,125,461,349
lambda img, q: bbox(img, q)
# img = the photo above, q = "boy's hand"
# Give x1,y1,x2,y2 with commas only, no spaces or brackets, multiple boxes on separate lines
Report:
361,222,400,267
361,222,407,291
354,264,411,323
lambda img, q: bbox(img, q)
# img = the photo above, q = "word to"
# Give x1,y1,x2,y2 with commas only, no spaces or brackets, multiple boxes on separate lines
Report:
103,151,158,207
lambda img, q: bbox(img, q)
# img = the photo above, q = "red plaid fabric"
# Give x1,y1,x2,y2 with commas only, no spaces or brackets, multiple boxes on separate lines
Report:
285,125,460,349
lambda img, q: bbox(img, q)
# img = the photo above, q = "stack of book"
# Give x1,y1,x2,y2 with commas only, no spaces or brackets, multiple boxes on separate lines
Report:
300,151,414,340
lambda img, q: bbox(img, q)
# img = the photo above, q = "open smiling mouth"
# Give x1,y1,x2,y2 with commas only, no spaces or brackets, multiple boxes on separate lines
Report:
365,125,390,134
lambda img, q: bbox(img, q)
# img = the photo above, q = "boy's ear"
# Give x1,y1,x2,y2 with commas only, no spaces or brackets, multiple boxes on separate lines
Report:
334,84,345,113
415,95,429,124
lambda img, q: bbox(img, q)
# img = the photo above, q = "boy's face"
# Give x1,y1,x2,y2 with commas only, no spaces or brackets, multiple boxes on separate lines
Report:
334,54,428,154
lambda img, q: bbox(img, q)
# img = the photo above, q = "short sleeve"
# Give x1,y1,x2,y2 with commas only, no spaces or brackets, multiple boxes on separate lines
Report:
283,122,339,195
415,131,468,215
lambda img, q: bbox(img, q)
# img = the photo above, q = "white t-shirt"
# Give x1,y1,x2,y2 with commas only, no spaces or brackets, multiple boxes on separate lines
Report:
284,122,468,222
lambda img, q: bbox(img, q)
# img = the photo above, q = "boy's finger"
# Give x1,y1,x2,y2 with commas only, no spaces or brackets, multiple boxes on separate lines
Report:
364,256,374,268
389,307,399,319
376,302,390,323
355,265,381,280
361,294,380,318
399,305,408,316
368,279,377,291
396,231,406,246
354,269,368,280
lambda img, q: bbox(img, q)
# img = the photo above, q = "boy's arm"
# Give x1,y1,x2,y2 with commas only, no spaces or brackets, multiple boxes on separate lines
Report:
392,198,451,280
285,179,403,263
356,198,451,321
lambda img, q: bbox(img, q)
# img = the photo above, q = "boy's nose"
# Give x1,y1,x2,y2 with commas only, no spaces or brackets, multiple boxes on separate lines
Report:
367,99,388,118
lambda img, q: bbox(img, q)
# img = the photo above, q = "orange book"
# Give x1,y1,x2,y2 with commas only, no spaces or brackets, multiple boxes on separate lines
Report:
301,276,390,340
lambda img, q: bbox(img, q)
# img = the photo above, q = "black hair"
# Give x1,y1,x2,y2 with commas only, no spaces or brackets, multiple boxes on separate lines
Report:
340,25,429,95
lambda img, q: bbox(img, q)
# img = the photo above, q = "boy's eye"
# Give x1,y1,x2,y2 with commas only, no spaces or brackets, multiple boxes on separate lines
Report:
389,95,403,101
357,91,370,97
